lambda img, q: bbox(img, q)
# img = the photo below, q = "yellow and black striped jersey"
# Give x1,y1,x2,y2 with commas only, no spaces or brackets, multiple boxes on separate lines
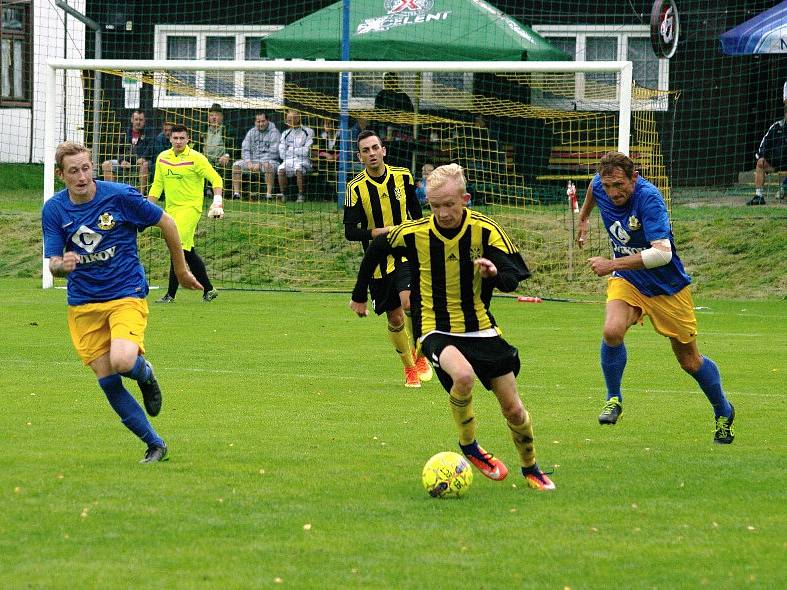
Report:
343,165,421,278
353,209,529,338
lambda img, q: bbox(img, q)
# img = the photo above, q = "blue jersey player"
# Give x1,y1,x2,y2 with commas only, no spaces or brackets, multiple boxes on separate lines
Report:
577,152,735,444
42,141,203,463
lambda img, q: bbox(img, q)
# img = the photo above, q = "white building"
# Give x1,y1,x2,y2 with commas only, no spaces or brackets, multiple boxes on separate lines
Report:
1,0,86,163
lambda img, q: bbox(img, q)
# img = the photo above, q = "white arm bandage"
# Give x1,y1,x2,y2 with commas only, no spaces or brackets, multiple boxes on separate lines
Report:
640,239,672,269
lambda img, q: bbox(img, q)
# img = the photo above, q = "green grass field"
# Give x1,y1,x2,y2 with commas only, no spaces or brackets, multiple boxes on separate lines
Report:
2,162,786,298
1,279,784,589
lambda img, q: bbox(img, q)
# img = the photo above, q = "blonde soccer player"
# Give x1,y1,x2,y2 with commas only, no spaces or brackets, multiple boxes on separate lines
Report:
42,141,202,463
350,164,555,491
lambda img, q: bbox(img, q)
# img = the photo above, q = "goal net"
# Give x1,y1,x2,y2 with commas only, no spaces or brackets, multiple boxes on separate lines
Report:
42,59,651,297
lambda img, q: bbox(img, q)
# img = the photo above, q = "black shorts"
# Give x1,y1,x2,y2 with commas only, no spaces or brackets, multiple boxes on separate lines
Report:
421,333,520,392
762,152,787,170
369,264,411,316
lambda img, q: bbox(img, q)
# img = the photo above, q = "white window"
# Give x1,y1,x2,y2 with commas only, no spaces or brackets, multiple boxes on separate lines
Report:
153,25,285,109
1,1,31,105
532,25,669,111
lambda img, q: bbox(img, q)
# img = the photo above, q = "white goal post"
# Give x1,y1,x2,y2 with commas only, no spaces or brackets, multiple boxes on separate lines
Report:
42,58,633,288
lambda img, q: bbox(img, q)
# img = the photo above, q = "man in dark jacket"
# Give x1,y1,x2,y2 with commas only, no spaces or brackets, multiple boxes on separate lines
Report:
101,109,154,195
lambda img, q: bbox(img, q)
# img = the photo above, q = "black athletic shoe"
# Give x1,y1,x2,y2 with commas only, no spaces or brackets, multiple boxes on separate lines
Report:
746,195,766,206
140,444,169,463
714,404,735,445
203,289,219,302
156,294,174,304
138,359,162,417
598,396,623,425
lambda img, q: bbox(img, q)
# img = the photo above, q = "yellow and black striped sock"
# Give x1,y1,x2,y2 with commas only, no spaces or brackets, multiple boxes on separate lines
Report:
388,320,415,368
404,311,416,354
508,411,536,468
449,388,476,445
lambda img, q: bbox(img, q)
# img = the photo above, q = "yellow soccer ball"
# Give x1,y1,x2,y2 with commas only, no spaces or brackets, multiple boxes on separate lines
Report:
421,451,473,498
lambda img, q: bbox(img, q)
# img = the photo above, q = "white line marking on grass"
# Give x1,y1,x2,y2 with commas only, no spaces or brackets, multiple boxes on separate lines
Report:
4,360,779,398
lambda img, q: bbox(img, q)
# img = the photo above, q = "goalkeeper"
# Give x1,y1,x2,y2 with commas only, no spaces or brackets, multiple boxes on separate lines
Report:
148,124,223,303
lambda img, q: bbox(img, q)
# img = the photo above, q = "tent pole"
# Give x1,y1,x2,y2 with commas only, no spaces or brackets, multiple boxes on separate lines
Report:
337,0,351,209
412,73,421,173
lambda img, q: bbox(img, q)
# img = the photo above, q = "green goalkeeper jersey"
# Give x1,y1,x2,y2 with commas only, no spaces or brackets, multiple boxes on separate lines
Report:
149,145,222,213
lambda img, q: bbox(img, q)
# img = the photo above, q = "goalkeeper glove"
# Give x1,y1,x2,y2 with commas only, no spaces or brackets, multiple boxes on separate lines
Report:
208,194,224,219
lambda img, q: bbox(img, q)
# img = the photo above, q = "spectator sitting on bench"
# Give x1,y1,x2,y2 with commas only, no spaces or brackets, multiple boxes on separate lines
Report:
101,109,153,194
317,118,339,161
232,111,280,200
201,103,234,172
277,110,314,204
750,105,787,206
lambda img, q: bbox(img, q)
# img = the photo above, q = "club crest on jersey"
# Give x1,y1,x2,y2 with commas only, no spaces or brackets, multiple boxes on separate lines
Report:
394,187,402,201
609,221,631,244
470,246,482,260
97,212,116,231
628,216,641,231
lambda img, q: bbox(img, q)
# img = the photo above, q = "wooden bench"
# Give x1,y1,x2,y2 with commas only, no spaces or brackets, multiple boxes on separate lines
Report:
536,145,654,182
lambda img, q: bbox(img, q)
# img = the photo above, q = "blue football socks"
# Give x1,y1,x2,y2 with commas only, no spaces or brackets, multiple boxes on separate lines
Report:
121,355,152,383
691,356,732,418
98,374,164,447
600,340,627,402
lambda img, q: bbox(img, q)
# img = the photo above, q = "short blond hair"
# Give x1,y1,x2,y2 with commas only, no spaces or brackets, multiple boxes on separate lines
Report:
55,141,91,170
426,163,466,195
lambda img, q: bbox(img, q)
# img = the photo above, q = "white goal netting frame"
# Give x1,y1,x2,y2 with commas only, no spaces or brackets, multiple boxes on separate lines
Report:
42,59,633,290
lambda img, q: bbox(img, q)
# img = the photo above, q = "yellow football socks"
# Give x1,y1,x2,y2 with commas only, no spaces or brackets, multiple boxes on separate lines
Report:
404,311,416,349
449,388,476,445
388,320,415,368
507,411,536,468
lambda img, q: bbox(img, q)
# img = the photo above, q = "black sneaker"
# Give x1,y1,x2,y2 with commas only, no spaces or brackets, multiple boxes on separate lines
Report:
203,289,219,302
714,404,735,445
156,294,174,304
598,396,623,425
138,359,162,417
746,195,766,206
140,444,169,464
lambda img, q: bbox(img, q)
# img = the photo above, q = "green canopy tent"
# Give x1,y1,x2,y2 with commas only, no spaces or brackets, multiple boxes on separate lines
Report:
265,0,570,62
264,0,570,205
